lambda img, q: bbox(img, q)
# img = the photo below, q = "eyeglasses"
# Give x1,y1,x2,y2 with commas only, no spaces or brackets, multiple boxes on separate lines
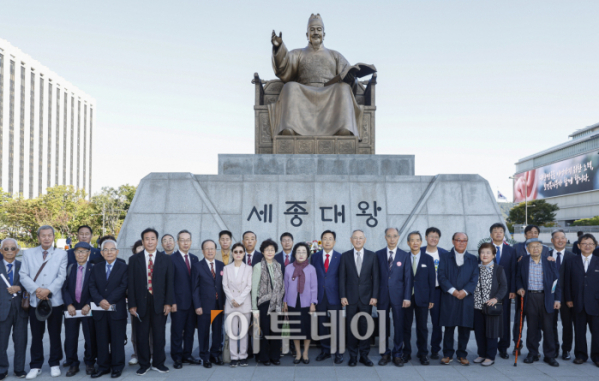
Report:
178,239,191,243
233,250,244,254
1,247,17,251
453,239,468,243
102,248,118,253
580,243,596,247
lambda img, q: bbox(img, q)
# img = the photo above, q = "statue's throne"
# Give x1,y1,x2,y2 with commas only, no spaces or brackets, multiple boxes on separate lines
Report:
252,73,377,154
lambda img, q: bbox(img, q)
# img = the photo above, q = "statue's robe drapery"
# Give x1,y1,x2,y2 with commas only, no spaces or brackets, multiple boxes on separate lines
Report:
269,42,363,137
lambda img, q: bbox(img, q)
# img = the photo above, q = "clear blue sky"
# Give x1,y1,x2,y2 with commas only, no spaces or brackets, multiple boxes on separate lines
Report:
2,1,598,200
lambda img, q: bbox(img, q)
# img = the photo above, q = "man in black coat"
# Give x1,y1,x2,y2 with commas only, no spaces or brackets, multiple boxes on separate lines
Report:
89,240,128,378
549,229,576,360
339,230,380,367
564,233,599,366
128,228,174,375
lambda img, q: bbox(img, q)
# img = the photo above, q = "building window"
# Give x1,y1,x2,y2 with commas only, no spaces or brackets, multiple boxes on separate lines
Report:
47,82,52,189
29,70,34,198
38,77,43,197
8,60,15,194
19,65,25,195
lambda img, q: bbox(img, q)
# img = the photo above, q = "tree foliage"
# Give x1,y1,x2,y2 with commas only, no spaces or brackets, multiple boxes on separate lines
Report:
572,216,599,226
507,199,559,226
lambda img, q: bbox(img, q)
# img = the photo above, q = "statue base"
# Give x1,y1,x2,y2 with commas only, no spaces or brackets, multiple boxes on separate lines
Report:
273,136,373,154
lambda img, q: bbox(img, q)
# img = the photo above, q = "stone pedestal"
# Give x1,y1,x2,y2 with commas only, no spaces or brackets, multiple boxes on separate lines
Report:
118,154,508,261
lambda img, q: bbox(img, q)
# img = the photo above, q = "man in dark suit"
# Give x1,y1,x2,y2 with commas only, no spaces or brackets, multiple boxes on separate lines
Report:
192,240,225,368
438,232,479,366
61,242,97,377
376,228,412,367
339,229,380,367
571,231,583,255
0,239,29,380
421,227,449,360
512,224,550,355
488,223,517,359
89,240,128,378
564,233,599,366
67,226,102,266
549,229,576,361
128,228,174,375
516,238,561,367
275,232,295,276
242,231,262,266
403,231,435,365
170,230,201,369
311,230,343,364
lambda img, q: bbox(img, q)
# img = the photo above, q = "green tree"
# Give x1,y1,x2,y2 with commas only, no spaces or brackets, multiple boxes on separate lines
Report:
507,199,559,226
90,185,137,236
572,216,599,226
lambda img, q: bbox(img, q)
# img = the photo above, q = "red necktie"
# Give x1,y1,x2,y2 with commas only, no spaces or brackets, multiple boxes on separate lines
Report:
324,254,330,273
284,254,290,267
184,254,191,274
247,254,252,266
211,262,218,300
148,254,154,294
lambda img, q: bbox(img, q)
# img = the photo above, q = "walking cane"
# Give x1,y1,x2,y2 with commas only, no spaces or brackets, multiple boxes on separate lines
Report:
514,295,524,366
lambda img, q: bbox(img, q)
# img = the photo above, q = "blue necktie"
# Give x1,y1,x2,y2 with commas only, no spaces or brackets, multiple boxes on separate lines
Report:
6,264,13,286
556,252,561,270
106,264,112,280
496,245,501,264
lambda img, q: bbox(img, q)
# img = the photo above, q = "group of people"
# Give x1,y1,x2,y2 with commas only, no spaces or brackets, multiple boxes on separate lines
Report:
0,222,598,381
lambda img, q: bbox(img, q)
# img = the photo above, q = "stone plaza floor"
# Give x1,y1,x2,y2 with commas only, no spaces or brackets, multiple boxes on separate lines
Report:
5,319,598,381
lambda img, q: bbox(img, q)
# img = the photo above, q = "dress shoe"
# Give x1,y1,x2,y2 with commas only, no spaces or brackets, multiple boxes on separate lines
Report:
293,358,301,364
203,362,212,369
334,355,344,364
182,357,201,365
573,358,586,364
378,354,390,366
441,357,452,365
348,357,357,367
430,352,440,360
66,366,79,377
173,361,182,370
261,361,270,366
499,351,509,359
86,365,96,375
14,371,27,378
209,356,224,366
523,355,539,364
419,356,430,366
271,360,281,366
135,367,150,376
562,351,571,360
240,359,248,367
230,360,239,368
0,372,7,381
393,357,404,367
110,371,122,378
359,356,374,367
91,370,110,378
316,352,331,362
543,357,559,367
402,354,412,362
301,357,310,365
457,357,469,366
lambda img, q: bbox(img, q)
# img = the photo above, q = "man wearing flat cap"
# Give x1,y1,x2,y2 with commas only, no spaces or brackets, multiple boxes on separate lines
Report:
516,238,561,367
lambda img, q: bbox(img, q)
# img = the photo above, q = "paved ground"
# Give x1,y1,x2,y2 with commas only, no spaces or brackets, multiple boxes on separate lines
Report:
4,318,598,381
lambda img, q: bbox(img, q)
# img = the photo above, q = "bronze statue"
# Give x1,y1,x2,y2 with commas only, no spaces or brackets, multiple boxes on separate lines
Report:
269,14,376,137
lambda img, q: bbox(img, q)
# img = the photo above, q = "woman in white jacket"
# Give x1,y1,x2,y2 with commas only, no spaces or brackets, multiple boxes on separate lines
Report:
222,242,253,367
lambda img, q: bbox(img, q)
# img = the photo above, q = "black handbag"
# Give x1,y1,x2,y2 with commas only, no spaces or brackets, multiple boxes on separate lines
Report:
482,301,503,316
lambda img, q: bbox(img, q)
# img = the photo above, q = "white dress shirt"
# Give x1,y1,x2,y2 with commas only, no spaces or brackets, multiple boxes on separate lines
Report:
426,248,440,287
323,250,334,265
582,254,592,272
245,251,256,265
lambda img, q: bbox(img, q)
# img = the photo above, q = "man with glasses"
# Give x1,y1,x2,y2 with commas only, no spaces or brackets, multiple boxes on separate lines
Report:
61,242,96,377
438,233,479,366
67,226,102,266
89,240,128,378
170,230,201,369
20,225,68,379
161,235,176,256
0,239,28,380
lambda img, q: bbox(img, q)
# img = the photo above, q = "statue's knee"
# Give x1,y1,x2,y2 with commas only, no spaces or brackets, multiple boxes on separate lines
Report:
281,128,297,136
334,129,354,136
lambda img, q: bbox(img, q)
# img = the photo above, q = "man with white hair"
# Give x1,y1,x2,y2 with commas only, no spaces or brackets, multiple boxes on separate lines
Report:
0,239,29,380
19,226,68,379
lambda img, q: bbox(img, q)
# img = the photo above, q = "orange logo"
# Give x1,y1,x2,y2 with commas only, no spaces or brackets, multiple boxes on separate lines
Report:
211,310,223,324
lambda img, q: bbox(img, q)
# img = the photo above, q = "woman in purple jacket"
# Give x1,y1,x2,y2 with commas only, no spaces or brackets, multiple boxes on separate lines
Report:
283,242,318,364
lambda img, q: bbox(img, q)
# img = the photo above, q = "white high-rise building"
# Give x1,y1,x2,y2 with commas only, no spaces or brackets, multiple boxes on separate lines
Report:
0,38,95,198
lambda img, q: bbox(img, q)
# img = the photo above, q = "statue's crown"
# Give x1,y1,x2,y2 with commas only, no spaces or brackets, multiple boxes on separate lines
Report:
308,13,323,25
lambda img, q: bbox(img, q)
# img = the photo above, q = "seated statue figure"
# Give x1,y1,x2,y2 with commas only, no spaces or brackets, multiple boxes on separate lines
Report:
269,14,375,137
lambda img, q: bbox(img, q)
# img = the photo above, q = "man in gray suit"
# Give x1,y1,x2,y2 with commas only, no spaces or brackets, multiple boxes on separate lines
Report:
0,238,29,380
19,226,68,379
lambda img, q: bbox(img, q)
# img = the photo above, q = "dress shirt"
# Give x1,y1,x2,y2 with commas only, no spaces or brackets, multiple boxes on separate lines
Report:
354,249,364,274
282,251,292,265
426,248,440,287
206,258,216,272
144,250,157,284
246,251,256,266
105,260,116,277
448,250,468,296
387,247,397,263
582,254,592,272
411,251,421,268
323,250,334,264
528,259,543,290
3,259,15,285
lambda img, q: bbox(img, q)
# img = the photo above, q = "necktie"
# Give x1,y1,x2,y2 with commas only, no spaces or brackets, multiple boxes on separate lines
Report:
284,254,290,267
184,254,191,274
584,256,590,273
106,264,112,280
247,254,252,266
412,256,418,275
356,251,362,276
556,252,561,270
388,251,394,270
496,245,501,264
75,266,84,303
43,250,48,261
6,264,13,286
148,254,154,294
324,254,330,273
211,262,218,300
